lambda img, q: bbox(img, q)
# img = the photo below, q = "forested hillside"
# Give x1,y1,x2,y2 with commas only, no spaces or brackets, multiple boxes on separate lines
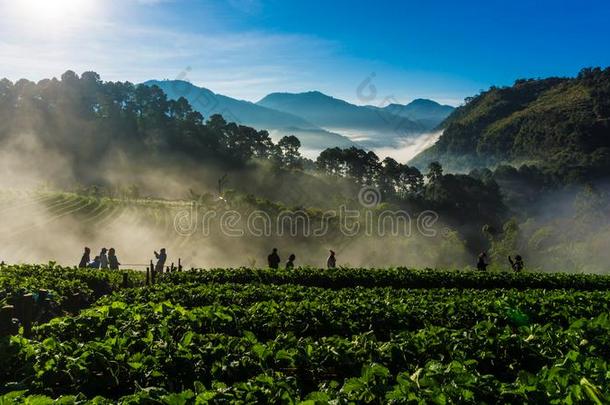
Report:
0,71,312,190
411,67,610,180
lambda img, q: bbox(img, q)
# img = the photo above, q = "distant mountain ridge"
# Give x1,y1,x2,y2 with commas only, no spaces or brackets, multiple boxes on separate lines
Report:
256,91,428,146
145,80,357,151
146,80,315,130
145,80,454,154
375,99,455,130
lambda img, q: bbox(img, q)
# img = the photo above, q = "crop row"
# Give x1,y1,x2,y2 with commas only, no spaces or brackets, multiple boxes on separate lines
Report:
159,267,610,290
74,283,610,339
3,312,610,402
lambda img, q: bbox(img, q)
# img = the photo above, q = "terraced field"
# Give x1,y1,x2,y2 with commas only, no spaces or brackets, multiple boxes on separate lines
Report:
0,191,197,266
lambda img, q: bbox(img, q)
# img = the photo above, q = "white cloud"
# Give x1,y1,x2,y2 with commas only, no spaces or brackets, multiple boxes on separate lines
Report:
0,3,339,101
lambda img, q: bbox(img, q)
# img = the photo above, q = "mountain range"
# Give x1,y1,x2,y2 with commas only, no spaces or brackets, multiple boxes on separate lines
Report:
145,80,454,154
369,99,456,130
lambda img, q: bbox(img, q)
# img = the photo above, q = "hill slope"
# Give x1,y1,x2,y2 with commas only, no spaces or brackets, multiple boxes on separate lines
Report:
410,68,610,176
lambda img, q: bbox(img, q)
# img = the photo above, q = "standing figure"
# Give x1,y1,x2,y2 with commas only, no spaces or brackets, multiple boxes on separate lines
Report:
267,248,280,269
108,248,121,270
286,254,296,270
78,247,91,268
327,250,336,269
99,248,109,270
154,248,167,272
508,255,524,272
476,252,488,271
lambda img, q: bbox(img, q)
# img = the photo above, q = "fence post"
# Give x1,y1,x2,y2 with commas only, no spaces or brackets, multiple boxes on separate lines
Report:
38,289,49,302
21,294,34,337
178,258,182,272
122,272,129,288
0,305,15,336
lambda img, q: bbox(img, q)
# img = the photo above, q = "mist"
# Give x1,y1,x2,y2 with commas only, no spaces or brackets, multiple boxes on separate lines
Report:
0,124,467,269
1,73,607,274
372,131,442,163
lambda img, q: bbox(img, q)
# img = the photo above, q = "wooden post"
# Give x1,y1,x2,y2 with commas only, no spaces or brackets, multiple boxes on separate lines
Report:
146,260,155,285
170,262,175,272
122,272,129,288
0,305,15,336
38,289,49,302
10,292,23,322
178,258,182,272
21,294,34,337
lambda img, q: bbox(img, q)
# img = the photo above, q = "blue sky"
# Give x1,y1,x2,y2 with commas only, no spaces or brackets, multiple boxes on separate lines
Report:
1,0,609,106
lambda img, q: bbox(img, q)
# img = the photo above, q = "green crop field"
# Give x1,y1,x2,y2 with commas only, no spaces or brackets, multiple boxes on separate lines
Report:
2,264,610,404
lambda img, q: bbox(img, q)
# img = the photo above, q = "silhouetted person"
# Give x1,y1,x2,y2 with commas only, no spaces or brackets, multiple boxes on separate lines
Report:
267,248,280,269
88,256,101,269
108,248,121,270
327,250,336,269
477,252,488,271
286,254,296,270
154,248,167,272
78,247,91,268
99,248,109,270
508,255,524,272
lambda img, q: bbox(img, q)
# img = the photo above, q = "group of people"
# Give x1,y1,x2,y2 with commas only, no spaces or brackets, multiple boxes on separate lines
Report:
267,248,336,270
79,245,522,272
78,247,120,270
77,247,168,272
268,249,522,272
477,252,524,272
